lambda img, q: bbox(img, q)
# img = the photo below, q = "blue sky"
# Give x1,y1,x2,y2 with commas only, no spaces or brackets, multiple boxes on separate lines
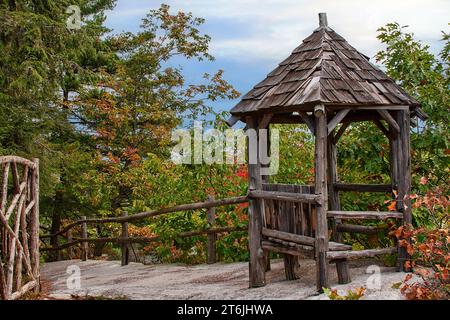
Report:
104,0,450,114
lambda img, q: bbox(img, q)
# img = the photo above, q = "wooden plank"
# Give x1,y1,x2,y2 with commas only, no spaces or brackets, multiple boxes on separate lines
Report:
328,210,403,220
262,227,315,246
261,240,314,259
206,195,217,264
337,223,386,234
314,104,329,292
327,247,397,260
377,110,400,135
0,156,37,169
246,116,266,288
334,183,392,193
249,190,321,204
327,109,350,134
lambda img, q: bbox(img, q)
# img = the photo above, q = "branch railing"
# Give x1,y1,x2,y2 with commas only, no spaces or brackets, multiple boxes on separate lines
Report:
41,195,249,265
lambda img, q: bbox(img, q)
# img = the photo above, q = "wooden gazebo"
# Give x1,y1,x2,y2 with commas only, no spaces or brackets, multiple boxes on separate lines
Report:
227,13,427,291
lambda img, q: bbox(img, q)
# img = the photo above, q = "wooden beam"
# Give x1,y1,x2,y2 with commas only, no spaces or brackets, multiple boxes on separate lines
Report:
298,111,315,133
378,110,400,135
257,114,273,130
314,104,329,292
334,183,392,193
262,240,315,259
262,228,315,246
328,210,403,220
226,115,240,127
327,109,350,134
246,116,266,288
249,190,321,204
327,247,397,260
337,223,386,235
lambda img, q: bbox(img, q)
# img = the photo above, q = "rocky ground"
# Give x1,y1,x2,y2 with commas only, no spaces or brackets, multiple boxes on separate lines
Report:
40,258,413,300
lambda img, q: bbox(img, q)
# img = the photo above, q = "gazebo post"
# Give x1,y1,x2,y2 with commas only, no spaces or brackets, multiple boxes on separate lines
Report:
396,109,412,272
246,116,266,288
327,129,350,284
261,125,271,272
314,105,329,291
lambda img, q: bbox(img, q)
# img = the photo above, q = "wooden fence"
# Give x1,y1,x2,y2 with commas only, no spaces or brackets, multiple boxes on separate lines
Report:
40,195,249,265
0,156,40,300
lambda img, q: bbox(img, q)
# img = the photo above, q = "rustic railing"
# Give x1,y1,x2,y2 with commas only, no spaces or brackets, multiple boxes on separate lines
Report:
0,156,40,300
40,195,249,265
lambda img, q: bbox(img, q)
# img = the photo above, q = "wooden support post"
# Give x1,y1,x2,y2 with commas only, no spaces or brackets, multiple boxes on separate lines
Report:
206,195,217,264
81,216,88,261
121,211,129,266
246,116,266,288
396,110,412,272
327,132,350,284
261,124,271,272
314,105,329,292
67,230,73,260
30,158,40,292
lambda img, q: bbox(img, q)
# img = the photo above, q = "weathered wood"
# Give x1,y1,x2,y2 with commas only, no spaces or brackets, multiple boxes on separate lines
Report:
327,132,350,284
81,216,88,261
206,195,217,264
262,228,315,246
262,240,314,258
41,226,248,251
5,181,27,220
30,158,39,284
249,190,321,204
246,116,266,288
327,109,350,134
314,104,329,292
0,156,37,169
328,210,403,220
337,223,386,235
298,111,315,133
120,211,129,266
10,279,38,300
46,196,249,238
334,183,392,193
378,110,400,135
327,247,397,260
257,113,273,130
397,110,412,272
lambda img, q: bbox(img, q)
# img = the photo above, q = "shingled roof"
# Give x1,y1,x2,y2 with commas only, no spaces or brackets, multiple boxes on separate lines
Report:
230,13,422,118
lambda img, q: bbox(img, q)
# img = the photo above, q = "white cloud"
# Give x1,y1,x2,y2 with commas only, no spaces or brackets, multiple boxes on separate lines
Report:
107,0,450,63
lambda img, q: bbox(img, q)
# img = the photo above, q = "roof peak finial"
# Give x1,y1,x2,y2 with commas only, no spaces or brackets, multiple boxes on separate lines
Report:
319,12,328,28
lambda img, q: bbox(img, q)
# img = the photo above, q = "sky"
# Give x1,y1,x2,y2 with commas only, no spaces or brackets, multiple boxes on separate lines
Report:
104,0,450,114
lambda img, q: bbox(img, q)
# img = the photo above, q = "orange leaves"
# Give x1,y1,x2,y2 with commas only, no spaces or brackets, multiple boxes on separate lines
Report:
387,201,397,211
420,176,428,185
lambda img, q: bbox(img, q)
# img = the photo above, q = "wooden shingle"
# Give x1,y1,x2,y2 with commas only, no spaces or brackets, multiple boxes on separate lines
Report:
230,14,423,119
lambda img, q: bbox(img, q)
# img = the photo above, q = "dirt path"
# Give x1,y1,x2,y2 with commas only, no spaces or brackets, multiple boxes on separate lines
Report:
41,259,411,300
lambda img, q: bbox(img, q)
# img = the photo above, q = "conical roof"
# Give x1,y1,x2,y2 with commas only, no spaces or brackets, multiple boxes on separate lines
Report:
230,14,422,117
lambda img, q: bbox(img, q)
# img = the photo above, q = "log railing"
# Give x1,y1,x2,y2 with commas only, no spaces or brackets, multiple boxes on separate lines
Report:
0,156,40,300
40,195,249,265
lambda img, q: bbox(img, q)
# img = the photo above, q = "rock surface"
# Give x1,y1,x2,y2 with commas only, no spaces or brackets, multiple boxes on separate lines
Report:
41,259,412,300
